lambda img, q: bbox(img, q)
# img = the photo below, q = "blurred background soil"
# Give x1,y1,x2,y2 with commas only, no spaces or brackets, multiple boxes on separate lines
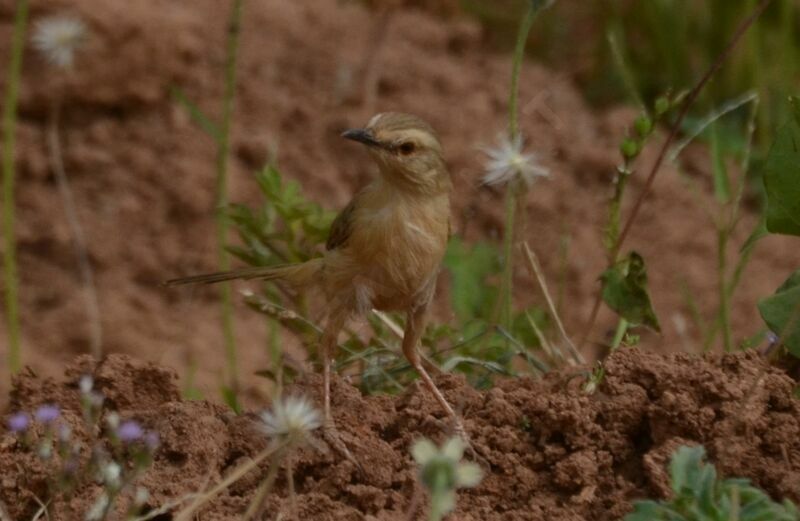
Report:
0,0,798,406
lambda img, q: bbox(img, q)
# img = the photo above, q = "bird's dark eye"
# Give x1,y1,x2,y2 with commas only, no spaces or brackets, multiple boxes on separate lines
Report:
398,142,416,155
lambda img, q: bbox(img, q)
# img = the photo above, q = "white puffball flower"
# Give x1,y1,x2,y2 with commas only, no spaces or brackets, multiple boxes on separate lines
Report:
261,395,321,445
482,134,549,188
31,16,87,69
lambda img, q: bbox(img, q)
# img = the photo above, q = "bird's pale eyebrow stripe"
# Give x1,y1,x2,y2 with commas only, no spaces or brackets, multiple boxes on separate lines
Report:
368,113,385,128
396,129,438,149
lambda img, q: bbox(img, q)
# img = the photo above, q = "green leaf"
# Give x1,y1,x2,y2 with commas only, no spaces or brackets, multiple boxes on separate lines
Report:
444,238,500,321
628,444,800,520
758,269,800,357
170,86,221,142
600,251,661,332
763,97,800,236
220,385,241,414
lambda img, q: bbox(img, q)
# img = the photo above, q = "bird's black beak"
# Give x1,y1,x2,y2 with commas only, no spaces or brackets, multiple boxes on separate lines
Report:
341,128,382,148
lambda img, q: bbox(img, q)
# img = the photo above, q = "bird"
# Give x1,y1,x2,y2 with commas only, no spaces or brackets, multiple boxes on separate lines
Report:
166,112,466,455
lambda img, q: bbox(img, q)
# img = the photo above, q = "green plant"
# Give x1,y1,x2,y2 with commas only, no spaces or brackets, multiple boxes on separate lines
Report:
2,0,29,375
494,0,553,333
578,0,773,351
597,0,794,147
756,96,800,356
216,0,245,412
410,437,482,521
668,94,762,352
173,0,245,411
625,445,798,521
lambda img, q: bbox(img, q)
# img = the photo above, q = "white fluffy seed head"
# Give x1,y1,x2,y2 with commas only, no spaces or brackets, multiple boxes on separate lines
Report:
31,15,87,69
481,134,549,188
260,395,321,443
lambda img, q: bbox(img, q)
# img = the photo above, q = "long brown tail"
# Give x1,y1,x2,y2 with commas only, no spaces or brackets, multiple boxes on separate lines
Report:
164,259,323,287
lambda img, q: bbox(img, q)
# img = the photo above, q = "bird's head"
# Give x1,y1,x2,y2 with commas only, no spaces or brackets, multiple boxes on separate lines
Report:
342,112,450,194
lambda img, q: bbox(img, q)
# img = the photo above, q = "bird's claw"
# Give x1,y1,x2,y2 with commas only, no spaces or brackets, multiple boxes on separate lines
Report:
322,418,364,475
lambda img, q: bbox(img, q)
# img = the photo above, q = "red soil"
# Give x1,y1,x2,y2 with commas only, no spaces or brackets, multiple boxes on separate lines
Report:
2,349,799,520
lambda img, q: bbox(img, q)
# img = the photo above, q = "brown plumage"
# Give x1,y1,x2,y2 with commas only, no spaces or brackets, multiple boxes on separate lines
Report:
166,112,466,454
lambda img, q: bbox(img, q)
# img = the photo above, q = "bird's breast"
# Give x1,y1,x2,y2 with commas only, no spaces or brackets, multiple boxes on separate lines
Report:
344,192,449,305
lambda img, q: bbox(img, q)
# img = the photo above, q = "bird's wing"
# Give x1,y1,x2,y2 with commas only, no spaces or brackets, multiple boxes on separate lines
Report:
326,195,359,251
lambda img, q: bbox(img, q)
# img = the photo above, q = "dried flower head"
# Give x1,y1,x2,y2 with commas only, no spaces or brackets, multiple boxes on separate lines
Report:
411,437,483,519
482,134,549,188
7,412,30,433
261,395,321,444
31,15,87,69
35,404,60,424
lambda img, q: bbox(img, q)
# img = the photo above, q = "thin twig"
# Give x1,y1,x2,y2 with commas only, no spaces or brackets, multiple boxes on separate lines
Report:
48,101,103,358
669,90,759,161
525,310,559,362
216,0,245,403
129,493,202,521
371,310,404,338
30,495,49,521
286,454,297,521
578,0,773,349
243,451,281,521
523,242,584,364
175,442,284,521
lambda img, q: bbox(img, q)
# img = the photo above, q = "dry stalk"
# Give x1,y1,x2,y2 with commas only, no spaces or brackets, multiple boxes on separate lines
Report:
48,101,102,358
523,242,583,365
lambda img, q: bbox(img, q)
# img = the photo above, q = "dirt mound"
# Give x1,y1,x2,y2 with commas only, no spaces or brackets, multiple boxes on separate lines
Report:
2,349,798,520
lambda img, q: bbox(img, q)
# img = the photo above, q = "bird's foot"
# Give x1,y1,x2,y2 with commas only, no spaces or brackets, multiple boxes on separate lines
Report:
321,417,363,474
451,416,489,467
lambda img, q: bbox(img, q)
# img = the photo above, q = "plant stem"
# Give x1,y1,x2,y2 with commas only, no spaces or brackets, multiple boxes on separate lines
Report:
717,228,732,351
217,0,245,406
2,0,30,375
610,318,628,350
498,0,542,331
47,101,103,359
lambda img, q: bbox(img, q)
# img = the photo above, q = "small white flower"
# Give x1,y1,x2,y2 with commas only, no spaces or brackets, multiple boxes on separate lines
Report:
84,492,109,521
411,437,483,519
79,375,93,394
482,134,549,188
105,412,119,430
102,462,121,488
260,395,321,443
134,487,150,507
31,15,87,69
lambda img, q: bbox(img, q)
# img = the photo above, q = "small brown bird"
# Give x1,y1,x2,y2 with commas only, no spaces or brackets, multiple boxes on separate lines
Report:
167,113,465,450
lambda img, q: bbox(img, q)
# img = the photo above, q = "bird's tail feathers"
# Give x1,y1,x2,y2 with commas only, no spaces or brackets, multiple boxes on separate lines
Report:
164,259,323,287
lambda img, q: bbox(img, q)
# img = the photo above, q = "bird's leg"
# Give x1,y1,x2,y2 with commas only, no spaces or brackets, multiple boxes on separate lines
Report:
402,305,469,443
318,312,360,468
